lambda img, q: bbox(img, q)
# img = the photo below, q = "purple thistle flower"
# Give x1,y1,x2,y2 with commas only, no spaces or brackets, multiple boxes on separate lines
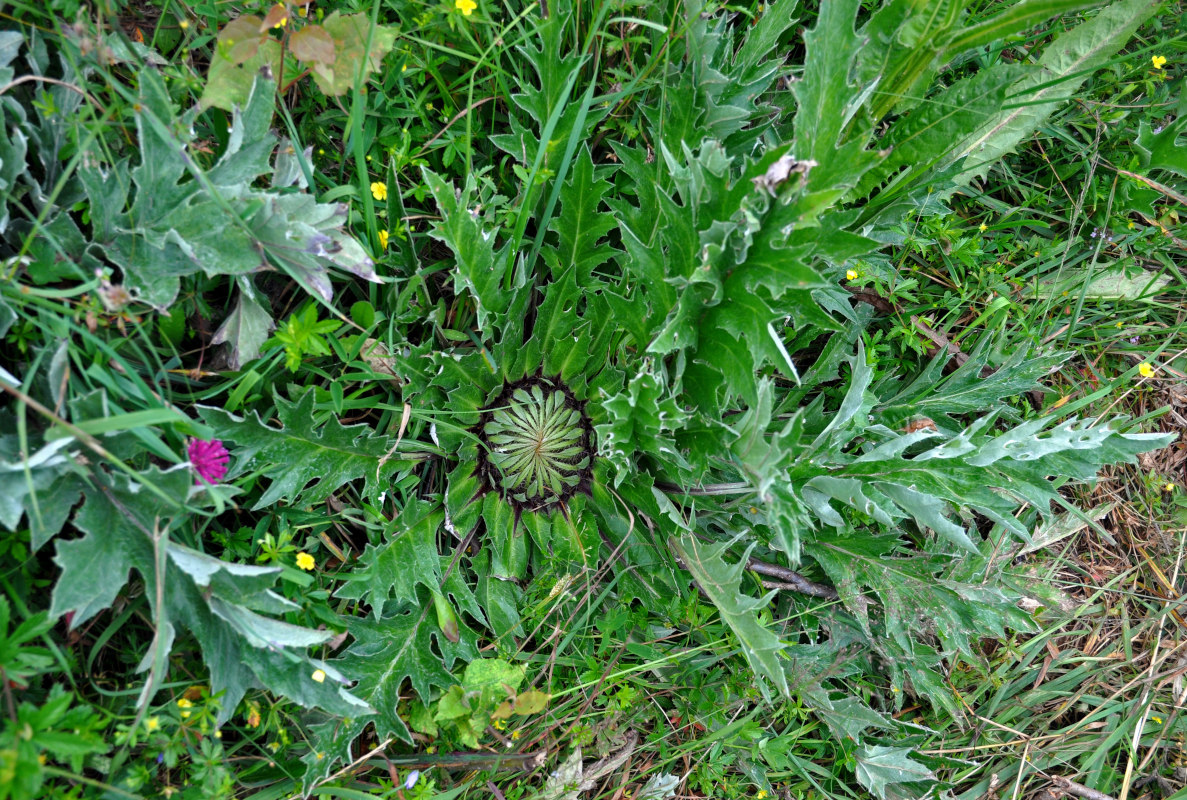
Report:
188,438,230,485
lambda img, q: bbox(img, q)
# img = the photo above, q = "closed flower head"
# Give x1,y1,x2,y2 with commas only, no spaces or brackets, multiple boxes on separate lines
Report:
188,439,230,485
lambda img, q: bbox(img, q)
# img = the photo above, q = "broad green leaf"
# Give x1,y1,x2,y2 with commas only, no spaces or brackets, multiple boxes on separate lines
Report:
0,434,75,537
198,387,413,510
210,279,275,369
49,466,360,724
308,12,397,97
669,534,788,698
854,745,936,800
949,0,1158,181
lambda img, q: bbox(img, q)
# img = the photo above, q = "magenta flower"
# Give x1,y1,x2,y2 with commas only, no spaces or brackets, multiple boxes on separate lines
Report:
188,438,230,485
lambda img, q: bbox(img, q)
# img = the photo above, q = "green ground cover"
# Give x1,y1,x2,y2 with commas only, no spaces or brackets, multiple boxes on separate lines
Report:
0,0,1184,797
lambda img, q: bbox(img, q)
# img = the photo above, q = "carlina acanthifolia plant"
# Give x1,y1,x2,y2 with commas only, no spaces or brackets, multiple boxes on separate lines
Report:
0,0,1178,797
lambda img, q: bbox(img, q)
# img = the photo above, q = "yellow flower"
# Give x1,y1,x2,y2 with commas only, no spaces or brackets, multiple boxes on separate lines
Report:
1165,483,1175,493
179,19,189,30
1152,715,1164,724
1127,220,1136,229
177,697,193,709
979,222,988,232
511,729,521,740
845,269,858,281
1138,362,1155,378
1152,55,1167,70
378,230,390,250
456,0,477,15
757,792,768,799
370,182,387,202
296,551,316,571
145,716,160,732
311,669,326,683
493,717,506,730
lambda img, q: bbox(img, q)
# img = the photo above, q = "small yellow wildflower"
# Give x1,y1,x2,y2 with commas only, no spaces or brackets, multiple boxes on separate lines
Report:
378,230,390,250
214,730,222,739
493,718,507,731
273,16,287,28
757,791,769,800
145,716,160,732
1127,220,1136,229
371,182,387,202
1138,362,1155,378
456,0,477,15
1152,715,1164,724
311,669,326,683
179,19,189,30
402,63,409,72
1152,55,1167,70
318,148,325,155
177,697,193,709
845,269,858,281
1165,483,1175,493
1115,321,1123,328
296,551,316,571
511,729,521,740
979,222,988,232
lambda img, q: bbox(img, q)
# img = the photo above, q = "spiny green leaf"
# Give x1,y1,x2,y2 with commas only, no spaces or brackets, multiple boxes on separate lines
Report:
854,745,936,800
198,387,412,510
423,168,518,334
335,501,443,614
547,145,619,283
669,534,788,698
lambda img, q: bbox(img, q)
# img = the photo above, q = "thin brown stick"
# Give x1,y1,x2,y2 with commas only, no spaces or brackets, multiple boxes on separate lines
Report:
1051,776,1117,800
747,558,839,601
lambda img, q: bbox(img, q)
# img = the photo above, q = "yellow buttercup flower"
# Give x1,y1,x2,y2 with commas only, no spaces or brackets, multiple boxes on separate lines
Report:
1138,362,1155,378
845,269,858,281
311,669,326,683
979,222,988,232
145,716,160,732
371,182,387,202
378,229,390,250
456,0,477,15
296,551,316,571
1164,483,1175,493
1152,55,1167,70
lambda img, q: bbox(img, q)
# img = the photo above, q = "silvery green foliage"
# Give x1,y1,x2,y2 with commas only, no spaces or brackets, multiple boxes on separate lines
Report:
285,1,1173,796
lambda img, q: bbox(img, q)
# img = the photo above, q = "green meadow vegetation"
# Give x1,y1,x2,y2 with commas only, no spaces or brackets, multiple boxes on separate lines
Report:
0,0,1185,797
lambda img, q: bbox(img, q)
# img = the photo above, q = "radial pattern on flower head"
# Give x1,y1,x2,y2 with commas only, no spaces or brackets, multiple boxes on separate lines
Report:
475,375,594,513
